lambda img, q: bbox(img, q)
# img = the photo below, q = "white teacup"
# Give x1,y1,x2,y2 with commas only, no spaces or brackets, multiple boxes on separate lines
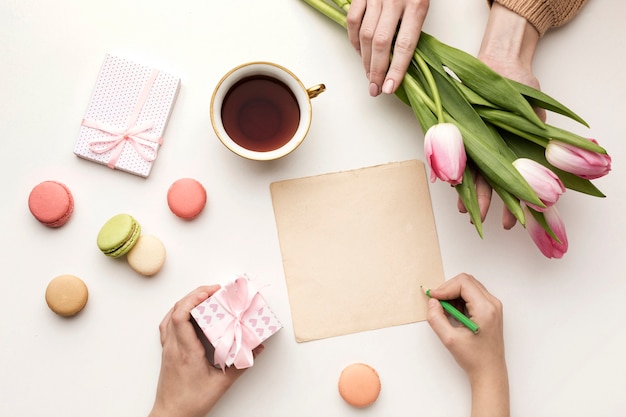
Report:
210,62,325,161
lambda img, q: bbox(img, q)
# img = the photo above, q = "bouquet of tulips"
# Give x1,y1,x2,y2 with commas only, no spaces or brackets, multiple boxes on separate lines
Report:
302,0,611,258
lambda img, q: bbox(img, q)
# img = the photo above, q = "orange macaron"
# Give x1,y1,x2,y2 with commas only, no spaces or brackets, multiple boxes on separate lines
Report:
338,363,381,408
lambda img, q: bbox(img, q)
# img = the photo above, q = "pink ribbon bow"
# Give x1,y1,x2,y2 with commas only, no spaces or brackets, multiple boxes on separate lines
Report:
210,276,266,370
82,69,162,169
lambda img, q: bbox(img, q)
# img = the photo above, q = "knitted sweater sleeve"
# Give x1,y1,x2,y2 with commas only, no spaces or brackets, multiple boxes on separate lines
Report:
487,0,588,36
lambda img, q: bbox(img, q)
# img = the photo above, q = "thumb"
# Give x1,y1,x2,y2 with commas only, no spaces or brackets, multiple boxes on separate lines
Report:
426,298,454,344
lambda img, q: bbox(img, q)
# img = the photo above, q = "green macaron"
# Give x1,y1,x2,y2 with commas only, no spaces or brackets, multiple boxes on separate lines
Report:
97,213,141,258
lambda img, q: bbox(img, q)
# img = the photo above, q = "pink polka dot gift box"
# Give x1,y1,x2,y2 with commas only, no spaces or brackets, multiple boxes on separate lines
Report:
74,54,180,178
191,275,282,370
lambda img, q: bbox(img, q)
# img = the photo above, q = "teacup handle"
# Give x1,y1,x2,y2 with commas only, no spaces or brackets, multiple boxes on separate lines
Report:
307,84,326,99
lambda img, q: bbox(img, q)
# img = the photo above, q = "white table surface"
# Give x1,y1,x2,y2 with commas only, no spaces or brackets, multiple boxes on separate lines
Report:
1,1,624,416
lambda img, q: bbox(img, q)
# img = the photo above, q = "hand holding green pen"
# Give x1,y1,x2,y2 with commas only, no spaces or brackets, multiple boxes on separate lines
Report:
425,273,509,417
422,287,480,334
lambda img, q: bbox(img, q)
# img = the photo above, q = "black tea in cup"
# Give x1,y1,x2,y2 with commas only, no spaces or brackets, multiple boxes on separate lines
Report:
221,75,300,152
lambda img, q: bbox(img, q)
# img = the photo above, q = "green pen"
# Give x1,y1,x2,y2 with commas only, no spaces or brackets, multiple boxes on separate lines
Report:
423,287,480,334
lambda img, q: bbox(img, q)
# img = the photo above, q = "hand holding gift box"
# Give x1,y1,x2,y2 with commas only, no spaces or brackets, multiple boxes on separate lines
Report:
74,54,180,178
191,275,282,370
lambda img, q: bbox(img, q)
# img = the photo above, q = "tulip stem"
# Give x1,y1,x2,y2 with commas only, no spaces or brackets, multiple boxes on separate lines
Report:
414,52,444,124
402,72,440,118
487,119,549,148
302,0,347,28
331,0,351,13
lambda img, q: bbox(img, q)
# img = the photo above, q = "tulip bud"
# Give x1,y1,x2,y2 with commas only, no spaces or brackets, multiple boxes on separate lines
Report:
523,205,568,259
545,138,612,180
424,123,467,186
512,158,565,211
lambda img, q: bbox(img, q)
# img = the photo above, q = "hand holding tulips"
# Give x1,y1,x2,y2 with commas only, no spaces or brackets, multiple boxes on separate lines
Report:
346,0,430,97
457,2,544,230
303,0,612,258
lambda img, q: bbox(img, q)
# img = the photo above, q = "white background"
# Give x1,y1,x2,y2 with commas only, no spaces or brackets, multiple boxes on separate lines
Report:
1,1,624,416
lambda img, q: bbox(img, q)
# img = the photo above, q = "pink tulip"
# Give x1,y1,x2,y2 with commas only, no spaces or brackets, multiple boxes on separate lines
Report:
545,138,612,180
512,158,565,211
424,123,467,186
523,204,568,259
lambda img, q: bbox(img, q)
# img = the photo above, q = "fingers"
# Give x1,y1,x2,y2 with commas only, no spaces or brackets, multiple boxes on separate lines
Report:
430,274,502,322
457,197,468,214
159,285,221,347
535,107,547,123
474,172,492,222
346,0,429,97
253,344,265,358
502,206,517,229
355,0,382,94
361,2,402,97
368,4,404,96
430,273,484,302
159,307,173,345
347,0,367,53
457,172,520,232
426,297,467,348
427,297,449,337
382,3,427,94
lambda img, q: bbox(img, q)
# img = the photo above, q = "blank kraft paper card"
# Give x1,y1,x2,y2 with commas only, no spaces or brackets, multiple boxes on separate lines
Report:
270,160,445,342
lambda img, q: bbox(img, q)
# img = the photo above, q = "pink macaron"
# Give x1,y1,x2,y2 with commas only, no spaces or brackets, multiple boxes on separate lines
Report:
167,178,207,219
28,181,74,227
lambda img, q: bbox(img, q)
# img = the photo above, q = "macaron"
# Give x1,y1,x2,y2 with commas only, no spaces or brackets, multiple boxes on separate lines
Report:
167,178,207,219
97,213,141,258
338,363,381,408
45,274,89,317
127,234,166,276
28,181,74,227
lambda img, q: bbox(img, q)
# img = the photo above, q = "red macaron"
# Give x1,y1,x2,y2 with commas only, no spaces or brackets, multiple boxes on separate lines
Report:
28,181,74,227
167,178,207,219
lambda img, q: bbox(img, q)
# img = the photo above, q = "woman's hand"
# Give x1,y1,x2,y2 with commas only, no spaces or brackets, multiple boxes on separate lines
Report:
148,285,263,417
347,0,430,97
427,273,509,417
458,1,545,230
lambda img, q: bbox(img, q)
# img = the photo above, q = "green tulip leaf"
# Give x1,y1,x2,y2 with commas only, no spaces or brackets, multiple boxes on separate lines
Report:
417,32,544,128
478,108,605,154
403,73,438,132
455,78,496,108
422,69,542,206
477,107,550,144
455,122,543,207
394,83,411,107
455,166,484,238
431,69,516,159
508,79,588,127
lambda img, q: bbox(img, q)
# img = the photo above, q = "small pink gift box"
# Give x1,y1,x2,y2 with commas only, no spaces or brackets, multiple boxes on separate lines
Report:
191,275,282,370
74,54,180,178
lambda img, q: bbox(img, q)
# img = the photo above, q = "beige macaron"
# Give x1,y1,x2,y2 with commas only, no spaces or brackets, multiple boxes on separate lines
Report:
127,235,166,276
338,363,381,408
45,274,89,317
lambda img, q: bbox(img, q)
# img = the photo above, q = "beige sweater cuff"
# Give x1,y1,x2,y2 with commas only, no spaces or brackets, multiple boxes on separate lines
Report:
487,0,587,36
